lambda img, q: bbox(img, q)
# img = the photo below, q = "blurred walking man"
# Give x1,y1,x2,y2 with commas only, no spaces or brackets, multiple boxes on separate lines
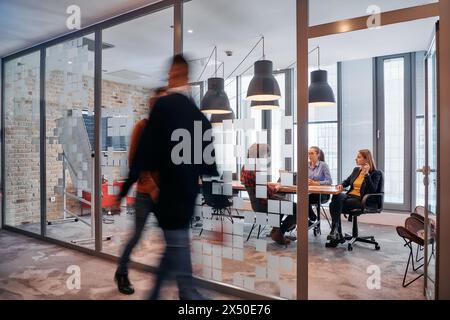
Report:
117,54,218,300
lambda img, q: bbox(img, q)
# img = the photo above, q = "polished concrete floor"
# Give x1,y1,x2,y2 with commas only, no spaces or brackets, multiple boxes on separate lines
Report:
10,211,426,300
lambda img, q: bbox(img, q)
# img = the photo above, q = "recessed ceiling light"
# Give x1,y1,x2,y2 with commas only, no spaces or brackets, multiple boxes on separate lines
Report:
68,61,73,64
188,29,194,34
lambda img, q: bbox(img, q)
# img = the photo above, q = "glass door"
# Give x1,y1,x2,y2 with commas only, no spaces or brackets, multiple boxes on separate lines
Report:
421,24,438,300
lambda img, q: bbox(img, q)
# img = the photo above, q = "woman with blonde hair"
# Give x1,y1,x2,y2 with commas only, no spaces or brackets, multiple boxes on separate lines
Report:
326,149,382,248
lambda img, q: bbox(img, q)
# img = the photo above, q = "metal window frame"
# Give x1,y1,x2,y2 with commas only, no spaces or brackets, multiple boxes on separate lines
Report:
375,52,413,212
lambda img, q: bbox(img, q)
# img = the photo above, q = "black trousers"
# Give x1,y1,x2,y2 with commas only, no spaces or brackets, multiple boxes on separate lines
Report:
329,193,361,232
117,192,152,274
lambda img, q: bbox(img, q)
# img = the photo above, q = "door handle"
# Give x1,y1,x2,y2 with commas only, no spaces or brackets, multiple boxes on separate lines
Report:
417,166,433,175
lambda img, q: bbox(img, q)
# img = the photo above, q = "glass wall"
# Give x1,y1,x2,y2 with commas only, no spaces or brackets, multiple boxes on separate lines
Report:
44,35,96,247
184,0,297,299
307,10,436,299
99,7,174,265
3,51,41,233
0,0,443,301
308,64,338,183
383,57,406,204
341,58,374,178
415,52,426,207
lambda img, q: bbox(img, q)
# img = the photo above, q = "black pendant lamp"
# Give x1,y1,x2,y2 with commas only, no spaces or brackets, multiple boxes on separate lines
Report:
246,37,281,103
200,47,232,115
210,110,236,126
201,77,232,114
309,46,336,107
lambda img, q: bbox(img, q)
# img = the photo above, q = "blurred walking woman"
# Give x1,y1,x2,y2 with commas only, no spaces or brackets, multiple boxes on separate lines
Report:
326,149,382,248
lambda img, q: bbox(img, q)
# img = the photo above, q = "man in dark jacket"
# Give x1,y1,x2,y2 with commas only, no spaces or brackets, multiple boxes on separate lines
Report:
116,54,218,300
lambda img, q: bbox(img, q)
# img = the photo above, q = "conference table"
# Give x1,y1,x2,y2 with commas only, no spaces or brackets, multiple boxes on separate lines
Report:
226,180,342,195
214,180,342,236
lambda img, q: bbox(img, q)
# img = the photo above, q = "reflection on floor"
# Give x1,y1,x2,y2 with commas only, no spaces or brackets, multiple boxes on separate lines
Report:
0,230,238,300
16,211,426,300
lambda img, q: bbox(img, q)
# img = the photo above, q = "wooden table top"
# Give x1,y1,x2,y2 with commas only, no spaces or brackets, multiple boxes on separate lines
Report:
224,180,342,195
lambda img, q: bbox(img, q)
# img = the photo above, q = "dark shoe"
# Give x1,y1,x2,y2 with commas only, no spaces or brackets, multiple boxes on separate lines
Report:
114,270,135,295
327,222,339,240
271,228,291,246
325,233,345,248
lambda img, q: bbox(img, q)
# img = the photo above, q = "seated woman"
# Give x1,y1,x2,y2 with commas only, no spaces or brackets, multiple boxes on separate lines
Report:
240,143,296,246
308,146,332,226
326,149,382,248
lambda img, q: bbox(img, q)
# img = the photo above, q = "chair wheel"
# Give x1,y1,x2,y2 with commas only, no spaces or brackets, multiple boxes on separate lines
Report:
348,244,353,251
375,245,380,250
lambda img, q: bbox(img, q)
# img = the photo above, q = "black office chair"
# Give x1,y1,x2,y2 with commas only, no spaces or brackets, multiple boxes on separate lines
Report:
199,179,234,236
343,171,384,251
244,185,269,241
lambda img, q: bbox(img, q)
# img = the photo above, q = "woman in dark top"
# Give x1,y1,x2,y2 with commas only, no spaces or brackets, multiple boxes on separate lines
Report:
326,149,382,248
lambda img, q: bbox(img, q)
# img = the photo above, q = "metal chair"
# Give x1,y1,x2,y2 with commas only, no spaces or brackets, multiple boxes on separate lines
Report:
396,216,435,287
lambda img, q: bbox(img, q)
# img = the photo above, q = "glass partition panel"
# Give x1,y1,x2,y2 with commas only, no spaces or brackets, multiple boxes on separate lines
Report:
307,15,437,300
45,35,95,248
99,7,174,266
4,51,41,233
184,0,297,299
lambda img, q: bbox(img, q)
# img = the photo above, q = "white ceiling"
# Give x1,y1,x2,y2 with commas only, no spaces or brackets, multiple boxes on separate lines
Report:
0,0,160,57
309,17,438,67
1,0,439,88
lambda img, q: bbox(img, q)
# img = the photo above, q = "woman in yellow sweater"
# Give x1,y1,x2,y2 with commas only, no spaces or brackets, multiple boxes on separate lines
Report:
326,149,382,248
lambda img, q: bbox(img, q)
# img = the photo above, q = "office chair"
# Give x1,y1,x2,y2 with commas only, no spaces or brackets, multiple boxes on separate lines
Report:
244,185,268,241
199,179,234,236
410,205,436,263
396,216,435,287
342,171,384,251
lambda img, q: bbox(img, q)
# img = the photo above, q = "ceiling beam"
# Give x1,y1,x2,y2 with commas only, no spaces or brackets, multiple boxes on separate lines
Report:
308,2,439,39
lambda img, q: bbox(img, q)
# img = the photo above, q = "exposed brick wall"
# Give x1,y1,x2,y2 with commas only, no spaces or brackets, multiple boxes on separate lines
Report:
6,68,152,226
4,64,41,226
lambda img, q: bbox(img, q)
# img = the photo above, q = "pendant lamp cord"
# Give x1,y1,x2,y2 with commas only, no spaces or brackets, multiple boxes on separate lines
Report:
226,36,265,79
197,45,217,82
215,45,217,77
285,46,320,70
308,46,321,70
262,36,265,60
